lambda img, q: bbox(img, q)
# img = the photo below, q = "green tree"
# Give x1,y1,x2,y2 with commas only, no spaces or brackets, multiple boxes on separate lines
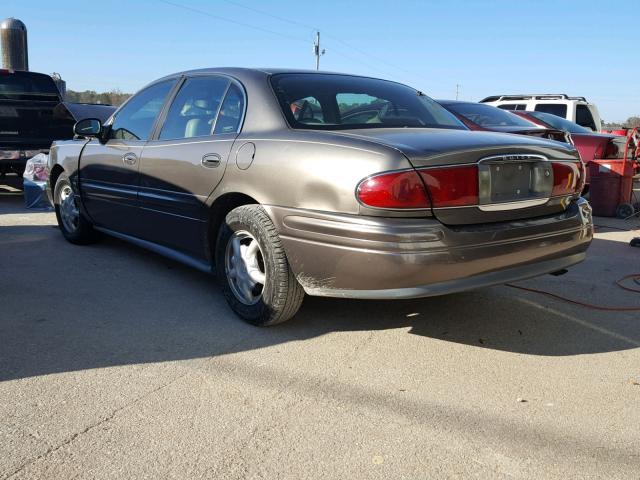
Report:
65,89,132,106
625,116,640,128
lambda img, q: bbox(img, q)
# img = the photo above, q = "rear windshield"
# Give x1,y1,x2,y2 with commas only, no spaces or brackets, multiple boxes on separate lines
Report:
270,73,465,131
443,102,537,127
0,71,60,97
525,111,590,134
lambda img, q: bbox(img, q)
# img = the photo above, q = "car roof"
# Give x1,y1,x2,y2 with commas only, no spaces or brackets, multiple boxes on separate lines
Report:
153,67,387,83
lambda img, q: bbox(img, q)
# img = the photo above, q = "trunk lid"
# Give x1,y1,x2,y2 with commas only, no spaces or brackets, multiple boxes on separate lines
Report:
336,128,582,225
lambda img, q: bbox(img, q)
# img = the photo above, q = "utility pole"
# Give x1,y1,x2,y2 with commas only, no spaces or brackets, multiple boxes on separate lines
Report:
313,31,325,70
455,84,461,100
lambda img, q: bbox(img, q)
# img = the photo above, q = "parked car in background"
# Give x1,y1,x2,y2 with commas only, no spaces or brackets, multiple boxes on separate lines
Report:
48,68,592,326
437,100,569,143
0,69,114,176
511,110,628,189
479,94,602,132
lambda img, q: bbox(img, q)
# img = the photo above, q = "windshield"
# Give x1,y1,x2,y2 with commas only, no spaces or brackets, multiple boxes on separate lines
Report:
525,111,590,134
0,71,60,97
270,74,466,131
443,102,537,128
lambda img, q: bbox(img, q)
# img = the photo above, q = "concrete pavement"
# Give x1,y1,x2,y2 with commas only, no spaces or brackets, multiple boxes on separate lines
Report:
1,188,640,479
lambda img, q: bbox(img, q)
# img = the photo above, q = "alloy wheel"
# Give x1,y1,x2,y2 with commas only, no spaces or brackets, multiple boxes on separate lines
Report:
225,230,267,305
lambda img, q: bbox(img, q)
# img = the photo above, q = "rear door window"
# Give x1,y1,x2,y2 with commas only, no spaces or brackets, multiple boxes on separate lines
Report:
575,104,597,130
159,76,230,140
109,80,176,141
534,103,567,118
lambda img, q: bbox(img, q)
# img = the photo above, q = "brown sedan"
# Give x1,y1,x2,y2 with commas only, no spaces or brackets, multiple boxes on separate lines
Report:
47,69,593,325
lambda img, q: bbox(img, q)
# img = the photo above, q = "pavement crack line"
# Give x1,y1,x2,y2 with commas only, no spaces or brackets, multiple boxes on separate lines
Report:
2,370,190,480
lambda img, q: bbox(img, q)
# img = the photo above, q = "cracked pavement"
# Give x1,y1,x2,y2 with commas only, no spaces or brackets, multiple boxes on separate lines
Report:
1,187,640,479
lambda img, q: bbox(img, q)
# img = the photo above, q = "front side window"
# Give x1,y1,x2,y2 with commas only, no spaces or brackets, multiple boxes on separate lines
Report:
575,104,597,130
109,80,176,141
534,103,568,118
159,76,230,140
271,74,465,130
445,102,537,127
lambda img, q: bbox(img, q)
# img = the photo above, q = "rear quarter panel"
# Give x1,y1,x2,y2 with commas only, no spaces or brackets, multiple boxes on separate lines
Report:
208,130,412,215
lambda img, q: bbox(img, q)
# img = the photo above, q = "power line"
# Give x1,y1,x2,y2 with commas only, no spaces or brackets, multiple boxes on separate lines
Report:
217,0,424,81
157,0,310,46
219,0,319,32
158,0,422,84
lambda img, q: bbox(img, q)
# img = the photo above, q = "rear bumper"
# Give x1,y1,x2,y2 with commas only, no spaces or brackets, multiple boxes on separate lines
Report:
264,198,593,299
0,149,48,169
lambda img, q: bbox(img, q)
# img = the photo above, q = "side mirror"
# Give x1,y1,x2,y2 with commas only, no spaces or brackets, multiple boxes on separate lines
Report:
73,118,102,138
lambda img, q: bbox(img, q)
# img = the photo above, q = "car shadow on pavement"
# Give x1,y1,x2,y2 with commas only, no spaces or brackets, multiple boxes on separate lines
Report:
1,208,639,382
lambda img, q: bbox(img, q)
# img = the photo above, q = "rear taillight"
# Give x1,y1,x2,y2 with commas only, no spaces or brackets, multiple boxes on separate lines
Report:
356,170,431,209
418,165,479,207
358,160,581,211
551,162,583,196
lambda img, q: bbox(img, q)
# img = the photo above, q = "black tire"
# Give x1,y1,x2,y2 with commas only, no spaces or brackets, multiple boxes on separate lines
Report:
616,202,635,219
54,173,99,245
215,205,304,326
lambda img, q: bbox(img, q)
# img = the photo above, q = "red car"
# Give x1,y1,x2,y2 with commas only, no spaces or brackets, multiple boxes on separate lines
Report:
511,110,627,163
438,100,569,143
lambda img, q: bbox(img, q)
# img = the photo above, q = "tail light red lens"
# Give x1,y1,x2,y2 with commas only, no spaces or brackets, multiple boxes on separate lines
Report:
551,162,582,196
419,165,479,207
357,170,431,209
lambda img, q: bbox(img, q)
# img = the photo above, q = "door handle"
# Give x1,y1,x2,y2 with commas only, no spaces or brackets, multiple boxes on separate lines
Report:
122,152,137,166
202,153,221,168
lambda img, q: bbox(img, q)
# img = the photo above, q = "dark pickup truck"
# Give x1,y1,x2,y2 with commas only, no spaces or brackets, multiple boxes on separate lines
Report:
0,69,114,176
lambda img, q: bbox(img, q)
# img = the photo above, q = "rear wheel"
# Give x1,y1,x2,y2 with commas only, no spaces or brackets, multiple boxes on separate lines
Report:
216,205,304,326
54,174,99,244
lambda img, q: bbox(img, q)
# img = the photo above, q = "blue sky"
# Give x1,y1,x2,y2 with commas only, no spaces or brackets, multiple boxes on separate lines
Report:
4,0,637,122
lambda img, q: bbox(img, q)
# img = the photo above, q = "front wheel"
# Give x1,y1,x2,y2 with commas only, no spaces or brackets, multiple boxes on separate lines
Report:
216,205,304,326
54,174,99,244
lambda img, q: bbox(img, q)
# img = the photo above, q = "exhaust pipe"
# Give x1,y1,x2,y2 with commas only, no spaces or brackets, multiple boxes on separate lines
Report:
549,269,568,276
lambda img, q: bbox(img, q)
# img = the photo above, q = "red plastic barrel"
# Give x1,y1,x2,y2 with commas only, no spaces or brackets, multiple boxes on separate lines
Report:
588,159,635,216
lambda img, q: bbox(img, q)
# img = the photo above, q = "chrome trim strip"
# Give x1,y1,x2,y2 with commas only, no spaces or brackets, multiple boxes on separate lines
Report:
478,198,549,211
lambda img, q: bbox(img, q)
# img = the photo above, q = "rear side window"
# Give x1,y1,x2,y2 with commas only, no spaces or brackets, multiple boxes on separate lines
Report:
160,76,230,140
575,104,597,130
534,103,567,118
497,104,526,110
214,83,245,134
110,80,176,141
0,71,59,97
